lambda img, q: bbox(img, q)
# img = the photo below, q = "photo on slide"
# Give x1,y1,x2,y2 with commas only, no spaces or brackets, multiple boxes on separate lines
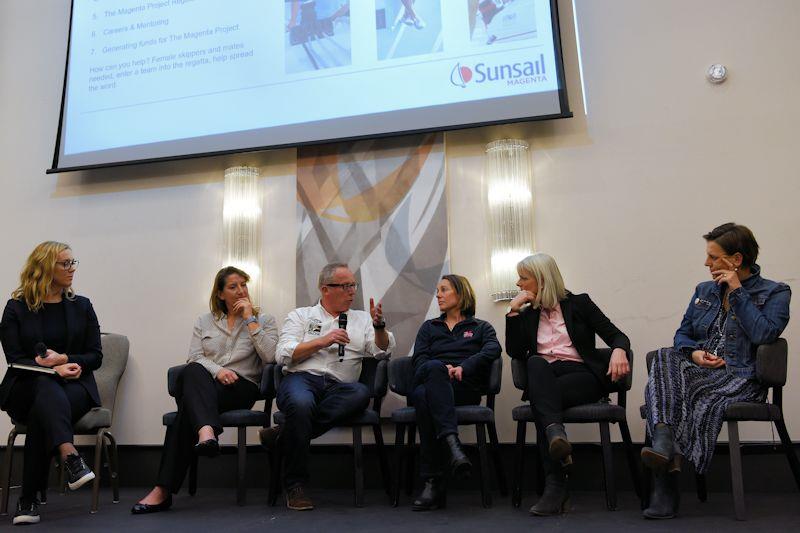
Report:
468,0,537,47
376,0,443,61
285,0,352,73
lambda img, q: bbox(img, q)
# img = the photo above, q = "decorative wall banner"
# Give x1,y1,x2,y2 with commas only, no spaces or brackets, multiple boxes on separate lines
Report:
296,132,448,411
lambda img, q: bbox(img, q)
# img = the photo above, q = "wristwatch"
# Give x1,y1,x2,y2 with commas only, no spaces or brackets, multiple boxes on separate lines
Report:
373,321,386,330
243,316,258,326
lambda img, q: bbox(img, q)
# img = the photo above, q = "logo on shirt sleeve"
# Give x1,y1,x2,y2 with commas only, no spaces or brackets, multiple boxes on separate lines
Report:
307,319,322,336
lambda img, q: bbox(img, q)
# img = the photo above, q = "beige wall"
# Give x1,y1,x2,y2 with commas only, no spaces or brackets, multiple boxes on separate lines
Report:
1,0,799,447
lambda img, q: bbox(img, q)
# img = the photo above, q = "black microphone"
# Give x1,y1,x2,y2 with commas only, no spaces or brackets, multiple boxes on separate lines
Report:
34,342,48,359
338,313,348,362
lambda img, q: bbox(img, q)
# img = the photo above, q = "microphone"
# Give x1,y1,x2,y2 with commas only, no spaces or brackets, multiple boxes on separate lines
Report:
338,313,348,362
35,342,48,359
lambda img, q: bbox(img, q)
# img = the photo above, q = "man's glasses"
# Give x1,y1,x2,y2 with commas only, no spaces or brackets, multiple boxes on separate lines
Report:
326,283,358,292
57,260,79,270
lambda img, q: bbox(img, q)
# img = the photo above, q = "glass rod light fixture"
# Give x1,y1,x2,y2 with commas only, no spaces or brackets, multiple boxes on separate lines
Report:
484,139,535,302
223,166,263,303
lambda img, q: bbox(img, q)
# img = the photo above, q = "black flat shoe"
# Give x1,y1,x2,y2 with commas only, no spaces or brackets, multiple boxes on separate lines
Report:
131,495,172,515
195,439,220,457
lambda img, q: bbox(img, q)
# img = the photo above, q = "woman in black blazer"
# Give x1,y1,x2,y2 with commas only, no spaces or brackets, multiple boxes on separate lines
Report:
505,253,630,516
0,242,102,526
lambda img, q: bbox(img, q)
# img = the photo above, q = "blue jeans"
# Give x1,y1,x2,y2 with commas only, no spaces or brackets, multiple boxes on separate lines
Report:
276,371,370,488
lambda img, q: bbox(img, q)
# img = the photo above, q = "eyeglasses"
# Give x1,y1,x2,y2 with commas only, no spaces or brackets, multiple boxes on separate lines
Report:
57,260,79,270
326,283,358,292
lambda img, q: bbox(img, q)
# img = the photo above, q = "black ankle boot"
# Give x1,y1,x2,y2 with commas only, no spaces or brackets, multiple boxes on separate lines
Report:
444,434,471,480
530,470,569,516
642,469,679,519
545,423,572,461
641,424,674,470
412,478,444,511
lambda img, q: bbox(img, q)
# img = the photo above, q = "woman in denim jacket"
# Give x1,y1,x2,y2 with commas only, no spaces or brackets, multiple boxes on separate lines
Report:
641,223,791,519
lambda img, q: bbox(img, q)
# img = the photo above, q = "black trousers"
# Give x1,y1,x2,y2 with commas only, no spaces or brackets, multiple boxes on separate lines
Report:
4,375,95,499
156,362,260,492
526,357,603,474
410,360,482,479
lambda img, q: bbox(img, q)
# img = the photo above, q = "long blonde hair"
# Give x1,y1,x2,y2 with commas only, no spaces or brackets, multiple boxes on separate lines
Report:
12,241,76,312
517,253,567,310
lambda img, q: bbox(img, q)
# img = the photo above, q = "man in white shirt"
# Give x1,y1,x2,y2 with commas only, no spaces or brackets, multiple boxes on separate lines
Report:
262,262,395,510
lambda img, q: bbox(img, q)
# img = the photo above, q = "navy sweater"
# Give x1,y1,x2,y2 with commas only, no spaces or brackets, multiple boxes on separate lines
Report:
411,315,501,378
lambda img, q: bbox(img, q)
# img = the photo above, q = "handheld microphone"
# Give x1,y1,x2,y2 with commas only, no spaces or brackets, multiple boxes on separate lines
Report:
35,342,48,359
338,313,348,362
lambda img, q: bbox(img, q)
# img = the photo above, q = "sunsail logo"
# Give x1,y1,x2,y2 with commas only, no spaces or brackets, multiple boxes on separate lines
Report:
451,54,547,88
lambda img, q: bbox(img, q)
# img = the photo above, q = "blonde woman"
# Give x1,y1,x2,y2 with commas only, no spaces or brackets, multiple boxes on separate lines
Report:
505,253,630,516
0,242,101,525
133,266,278,514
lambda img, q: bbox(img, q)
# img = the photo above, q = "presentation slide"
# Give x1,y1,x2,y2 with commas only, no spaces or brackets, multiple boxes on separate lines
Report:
53,0,570,171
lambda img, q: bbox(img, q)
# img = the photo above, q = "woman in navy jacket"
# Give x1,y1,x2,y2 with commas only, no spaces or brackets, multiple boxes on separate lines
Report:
410,274,501,511
641,223,791,519
0,241,102,526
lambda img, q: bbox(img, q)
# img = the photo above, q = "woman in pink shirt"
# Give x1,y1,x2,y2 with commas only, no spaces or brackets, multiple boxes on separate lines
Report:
505,253,631,516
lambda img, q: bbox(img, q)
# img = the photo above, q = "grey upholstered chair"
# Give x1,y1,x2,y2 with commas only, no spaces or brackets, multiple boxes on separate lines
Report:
266,358,391,507
161,362,275,506
1,333,129,515
389,356,507,508
640,339,800,521
510,349,641,511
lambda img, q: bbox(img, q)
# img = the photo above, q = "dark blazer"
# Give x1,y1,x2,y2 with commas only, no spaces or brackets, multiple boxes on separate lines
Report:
505,292,630,393
0,296,103,410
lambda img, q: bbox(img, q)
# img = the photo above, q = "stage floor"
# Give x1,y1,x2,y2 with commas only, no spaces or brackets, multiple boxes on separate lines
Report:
4,488,799,531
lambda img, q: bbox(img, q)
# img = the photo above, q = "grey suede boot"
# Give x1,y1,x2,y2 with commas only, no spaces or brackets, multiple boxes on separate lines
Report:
641,423,674,470
642,469,679,519
545,423,572,461
529,470,569,516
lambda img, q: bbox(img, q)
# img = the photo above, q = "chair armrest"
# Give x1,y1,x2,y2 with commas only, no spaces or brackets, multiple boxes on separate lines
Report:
260,363,277,399
273,364,285,394
601,348,634,393
756,338,788,387
487,357,503,395
358,358,388,398
167,364,188,397
388,357,413,397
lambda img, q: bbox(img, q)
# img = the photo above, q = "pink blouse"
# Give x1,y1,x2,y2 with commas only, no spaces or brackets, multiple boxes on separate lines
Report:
537,303,583,363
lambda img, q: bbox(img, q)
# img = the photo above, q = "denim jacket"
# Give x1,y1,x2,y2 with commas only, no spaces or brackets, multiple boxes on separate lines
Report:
674,264,791,379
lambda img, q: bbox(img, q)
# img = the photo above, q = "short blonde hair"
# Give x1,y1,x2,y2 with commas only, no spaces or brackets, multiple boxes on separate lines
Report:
12,241,76,312
517,253,567,310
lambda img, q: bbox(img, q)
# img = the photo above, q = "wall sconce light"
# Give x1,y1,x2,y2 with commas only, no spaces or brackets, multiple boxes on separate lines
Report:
484,139,535,302
223,166,263,302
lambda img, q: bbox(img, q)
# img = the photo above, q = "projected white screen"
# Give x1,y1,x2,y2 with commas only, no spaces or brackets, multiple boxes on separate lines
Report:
54,0,569,170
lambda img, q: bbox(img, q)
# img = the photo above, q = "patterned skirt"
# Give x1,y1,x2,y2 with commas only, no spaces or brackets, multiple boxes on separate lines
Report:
644,348,766,473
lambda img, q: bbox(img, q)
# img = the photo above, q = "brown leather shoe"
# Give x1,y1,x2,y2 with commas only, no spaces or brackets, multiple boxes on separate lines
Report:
258,425,282,451
286,484,314,511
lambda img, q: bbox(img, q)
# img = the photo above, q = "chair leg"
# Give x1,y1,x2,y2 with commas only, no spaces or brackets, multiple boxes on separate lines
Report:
91,429,103,513
641,432,651,509
598,421,617,511
372,423,391,497
1,428,18,516
103,431,120,504
476,423,492,508
487,421,508,497
404,424,416,496
237,427,247,506
189,453,198,496
268,445,281,506
392,423,405,507
695,473,708,502
619,420,642,499
534,424,545,496
59,456,66,495
512,421,526,508
774,418,800,491
727,421,746,520
352,426,364,507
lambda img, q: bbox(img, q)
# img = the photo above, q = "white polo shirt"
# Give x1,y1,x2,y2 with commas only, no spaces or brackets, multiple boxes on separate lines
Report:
276,302,395,383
